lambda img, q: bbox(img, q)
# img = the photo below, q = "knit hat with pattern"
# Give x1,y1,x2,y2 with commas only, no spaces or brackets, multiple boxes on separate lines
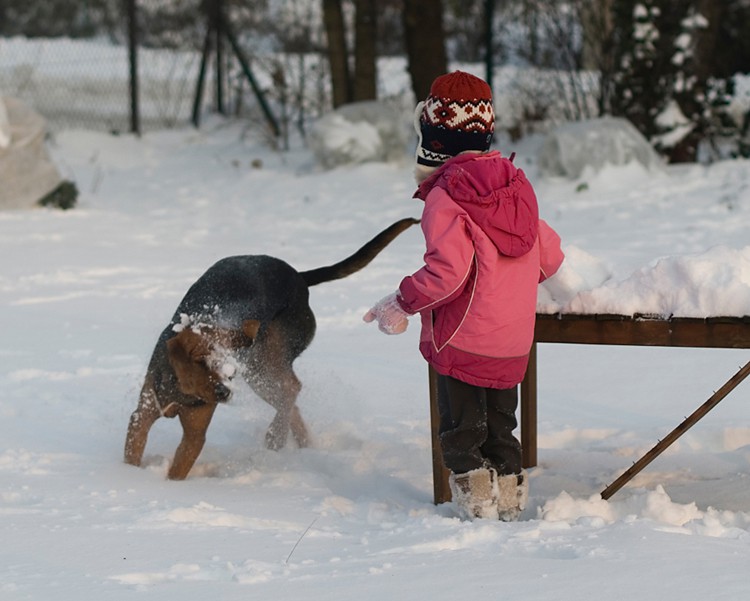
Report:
415,71,495,167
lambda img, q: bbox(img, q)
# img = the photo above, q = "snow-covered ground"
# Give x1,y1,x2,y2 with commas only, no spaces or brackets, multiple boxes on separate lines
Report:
2,48,750,601
2,116,748,601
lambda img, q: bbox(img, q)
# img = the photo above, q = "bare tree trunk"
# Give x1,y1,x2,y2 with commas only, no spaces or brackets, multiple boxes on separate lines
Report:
523,0,539,66
579,0,614,71
578,0,615,114
322,0,352,108
484,0,495,89
403,0,447,101
669,0,727,162
691,0,724,85
353,0,377,101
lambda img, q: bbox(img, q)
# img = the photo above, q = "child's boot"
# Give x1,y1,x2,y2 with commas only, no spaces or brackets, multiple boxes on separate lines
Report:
449,467,499,520
495,470,528,522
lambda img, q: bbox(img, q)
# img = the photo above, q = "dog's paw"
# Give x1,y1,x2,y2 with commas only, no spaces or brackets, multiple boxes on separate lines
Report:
293,430,310,448
265,428,287,451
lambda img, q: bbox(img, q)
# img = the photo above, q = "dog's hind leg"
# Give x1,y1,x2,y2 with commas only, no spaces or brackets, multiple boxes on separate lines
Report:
269,374,311,450
289,403,310,448
246,321,311,450
124,383,163,467
168,402,217,480
250,368,309,451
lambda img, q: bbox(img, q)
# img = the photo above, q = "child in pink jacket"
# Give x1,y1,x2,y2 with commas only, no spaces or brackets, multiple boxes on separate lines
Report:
364,71,564,521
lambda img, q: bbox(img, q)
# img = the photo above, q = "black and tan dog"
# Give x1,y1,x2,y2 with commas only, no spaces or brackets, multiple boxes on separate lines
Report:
124,218,418,480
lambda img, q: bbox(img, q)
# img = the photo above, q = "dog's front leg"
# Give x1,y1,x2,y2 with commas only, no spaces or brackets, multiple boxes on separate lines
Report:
124,385,163,467
168,402,217,480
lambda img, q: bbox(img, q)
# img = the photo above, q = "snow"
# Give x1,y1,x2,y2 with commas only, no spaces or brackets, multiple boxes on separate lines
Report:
654,100,694,147
308,100,412,168
537,116,665,179
2,55,750,601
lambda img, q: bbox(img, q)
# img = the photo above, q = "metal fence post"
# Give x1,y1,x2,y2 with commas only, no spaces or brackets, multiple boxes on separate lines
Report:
126,0,140,135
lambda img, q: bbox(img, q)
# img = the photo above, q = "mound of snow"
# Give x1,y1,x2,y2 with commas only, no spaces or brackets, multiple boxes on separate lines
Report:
309,100,410,168
0,96,65,210
541,245,750,318
538,245,612,311
538,116,664,179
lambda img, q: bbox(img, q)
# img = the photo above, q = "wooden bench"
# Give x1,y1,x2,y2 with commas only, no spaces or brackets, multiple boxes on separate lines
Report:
429,313,750,504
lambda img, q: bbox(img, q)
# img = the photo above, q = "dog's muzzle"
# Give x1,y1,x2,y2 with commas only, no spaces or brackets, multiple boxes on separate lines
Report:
214,382,232,403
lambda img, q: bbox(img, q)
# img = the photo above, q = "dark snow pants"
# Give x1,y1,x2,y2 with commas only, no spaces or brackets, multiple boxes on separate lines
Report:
436,374,522,476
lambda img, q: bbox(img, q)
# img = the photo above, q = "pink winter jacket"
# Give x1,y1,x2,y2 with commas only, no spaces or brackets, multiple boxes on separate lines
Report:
397,151,564,389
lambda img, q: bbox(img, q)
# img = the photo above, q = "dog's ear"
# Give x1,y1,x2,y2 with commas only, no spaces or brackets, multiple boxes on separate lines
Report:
166,334,192,389
166,330,216,401
166,330,212,380
180,329,211,360
166,335,183,360
242,319,261,342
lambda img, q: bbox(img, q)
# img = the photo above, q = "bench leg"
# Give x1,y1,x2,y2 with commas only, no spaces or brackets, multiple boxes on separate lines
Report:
520,342,538,468
429,365,452,504
601,360,750,499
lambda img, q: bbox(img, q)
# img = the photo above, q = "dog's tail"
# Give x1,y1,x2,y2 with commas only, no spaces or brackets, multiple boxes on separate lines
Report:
300,217,420,287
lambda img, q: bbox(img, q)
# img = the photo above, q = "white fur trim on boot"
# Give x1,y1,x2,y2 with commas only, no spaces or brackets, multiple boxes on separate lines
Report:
449,467,499,520
496,470,529,522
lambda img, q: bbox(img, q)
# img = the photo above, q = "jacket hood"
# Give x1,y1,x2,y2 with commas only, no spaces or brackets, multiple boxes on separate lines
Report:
414,151,539,257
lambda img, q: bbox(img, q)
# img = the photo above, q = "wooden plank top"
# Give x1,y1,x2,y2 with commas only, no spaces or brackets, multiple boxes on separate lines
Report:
534,313,750,349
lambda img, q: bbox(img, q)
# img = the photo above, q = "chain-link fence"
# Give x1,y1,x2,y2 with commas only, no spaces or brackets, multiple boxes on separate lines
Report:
3,1,123,132
0,0,318,135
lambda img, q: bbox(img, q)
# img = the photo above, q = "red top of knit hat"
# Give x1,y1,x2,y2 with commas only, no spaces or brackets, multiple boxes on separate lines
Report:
429,71,492,103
